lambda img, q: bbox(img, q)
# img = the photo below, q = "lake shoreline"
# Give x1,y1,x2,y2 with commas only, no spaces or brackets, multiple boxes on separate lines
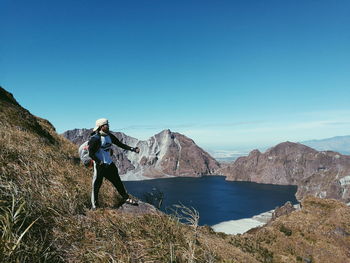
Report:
124,175,299,226
212,204,301,235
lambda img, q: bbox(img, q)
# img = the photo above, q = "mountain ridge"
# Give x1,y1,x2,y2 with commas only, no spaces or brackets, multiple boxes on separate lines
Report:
301,135,350,155
219,141,350,203
63,128,220,179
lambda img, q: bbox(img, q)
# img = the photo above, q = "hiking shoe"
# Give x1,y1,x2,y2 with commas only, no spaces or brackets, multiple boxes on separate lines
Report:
124,198,138,206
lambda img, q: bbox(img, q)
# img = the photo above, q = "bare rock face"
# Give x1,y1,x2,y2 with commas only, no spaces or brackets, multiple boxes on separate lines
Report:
117,201,158,216
218,142,350,202
62,129,220,178
271,201,296,221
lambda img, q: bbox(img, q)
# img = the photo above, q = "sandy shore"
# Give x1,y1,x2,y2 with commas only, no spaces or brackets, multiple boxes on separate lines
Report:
212,204,301,235
212,209,274,235
121,172,175,181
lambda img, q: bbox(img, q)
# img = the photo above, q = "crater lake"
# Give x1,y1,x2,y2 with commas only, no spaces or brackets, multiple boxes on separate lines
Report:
124,176,298,226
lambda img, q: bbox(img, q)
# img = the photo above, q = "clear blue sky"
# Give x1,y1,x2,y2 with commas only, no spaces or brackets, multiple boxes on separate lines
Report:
1,0,350,151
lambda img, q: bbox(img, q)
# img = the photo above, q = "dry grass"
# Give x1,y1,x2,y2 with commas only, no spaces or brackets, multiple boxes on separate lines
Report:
0,99,244,262
230,197,350,263
1,88,350,262
0,118,87,262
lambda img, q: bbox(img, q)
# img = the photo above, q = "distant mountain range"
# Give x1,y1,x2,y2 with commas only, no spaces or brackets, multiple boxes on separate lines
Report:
301,135,350,155
209,135,350,162
206,149,249,163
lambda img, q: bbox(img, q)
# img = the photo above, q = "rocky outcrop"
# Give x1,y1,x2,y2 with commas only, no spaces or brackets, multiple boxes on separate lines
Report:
218,142,350,202
116,201,158,216
271,201,296,221
63,129,220,178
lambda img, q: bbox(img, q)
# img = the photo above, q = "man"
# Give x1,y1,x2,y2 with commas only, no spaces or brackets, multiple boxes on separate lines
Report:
88,118,140,209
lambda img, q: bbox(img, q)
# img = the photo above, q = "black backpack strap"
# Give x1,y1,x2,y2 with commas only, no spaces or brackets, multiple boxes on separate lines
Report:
88,133,102,163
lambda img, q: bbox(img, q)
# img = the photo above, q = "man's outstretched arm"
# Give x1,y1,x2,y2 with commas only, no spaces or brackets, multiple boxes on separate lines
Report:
110,133,140,153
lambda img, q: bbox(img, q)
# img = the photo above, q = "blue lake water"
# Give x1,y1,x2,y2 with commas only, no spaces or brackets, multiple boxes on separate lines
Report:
124,176,298,226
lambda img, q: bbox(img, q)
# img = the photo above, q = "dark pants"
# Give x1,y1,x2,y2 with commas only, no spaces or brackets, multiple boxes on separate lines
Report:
91,162,128,208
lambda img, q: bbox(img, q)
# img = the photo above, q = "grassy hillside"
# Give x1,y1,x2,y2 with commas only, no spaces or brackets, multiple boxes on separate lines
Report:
1,86,349,262
238,197,350,263
0,87,253,262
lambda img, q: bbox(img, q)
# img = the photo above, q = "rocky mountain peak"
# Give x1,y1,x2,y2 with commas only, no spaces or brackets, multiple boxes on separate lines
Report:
218,141,350,203
248,149,261,156
63,128,220,179
153,129,176,141
162,128,172,134
265,141,316,156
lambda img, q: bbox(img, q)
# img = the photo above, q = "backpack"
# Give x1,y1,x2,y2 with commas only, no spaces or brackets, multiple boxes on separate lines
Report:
78,141,93,167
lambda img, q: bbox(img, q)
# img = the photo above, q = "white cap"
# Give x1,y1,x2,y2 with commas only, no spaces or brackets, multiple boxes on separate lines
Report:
93,118,109,132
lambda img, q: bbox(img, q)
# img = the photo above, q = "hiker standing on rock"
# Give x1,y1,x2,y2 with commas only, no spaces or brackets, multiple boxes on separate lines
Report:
88,118,140,209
